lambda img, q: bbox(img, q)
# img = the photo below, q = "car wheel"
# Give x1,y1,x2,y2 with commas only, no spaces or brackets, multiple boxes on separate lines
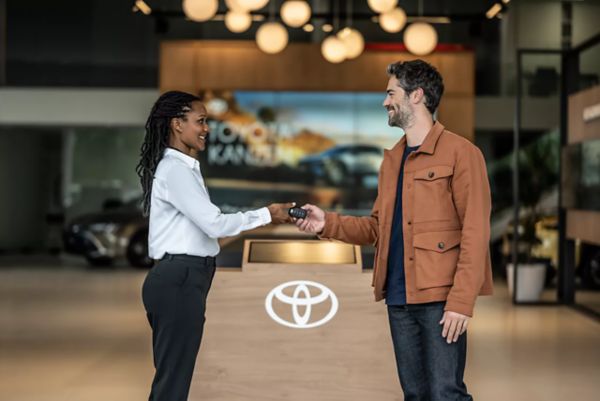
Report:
581,249,600,290
127,230,153,268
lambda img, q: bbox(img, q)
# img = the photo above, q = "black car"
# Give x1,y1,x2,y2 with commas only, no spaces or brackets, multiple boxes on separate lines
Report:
298,144,383,187
63,199,152,268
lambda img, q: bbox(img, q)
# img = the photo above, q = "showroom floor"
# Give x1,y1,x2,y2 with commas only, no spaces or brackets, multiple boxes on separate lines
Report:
0,261,599,401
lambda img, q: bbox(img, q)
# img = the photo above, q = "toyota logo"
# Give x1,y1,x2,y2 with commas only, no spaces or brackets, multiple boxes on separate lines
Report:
265,280,339,329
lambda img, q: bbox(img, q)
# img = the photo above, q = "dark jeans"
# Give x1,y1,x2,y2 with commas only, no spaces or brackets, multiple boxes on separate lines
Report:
388,302,473,401
142,254,216,401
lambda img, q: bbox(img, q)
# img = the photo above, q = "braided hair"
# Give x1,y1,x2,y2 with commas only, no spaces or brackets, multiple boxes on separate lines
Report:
136,91,201,216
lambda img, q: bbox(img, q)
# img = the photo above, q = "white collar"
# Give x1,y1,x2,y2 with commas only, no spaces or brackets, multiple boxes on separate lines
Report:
164,148,200,170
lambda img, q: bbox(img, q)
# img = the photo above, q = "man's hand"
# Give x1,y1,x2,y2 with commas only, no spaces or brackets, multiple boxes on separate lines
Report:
440,311,470,344
267,202,295,224
294,204,326,234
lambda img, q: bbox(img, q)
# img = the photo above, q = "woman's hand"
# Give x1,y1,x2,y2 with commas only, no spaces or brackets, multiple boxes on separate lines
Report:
267,202,295,224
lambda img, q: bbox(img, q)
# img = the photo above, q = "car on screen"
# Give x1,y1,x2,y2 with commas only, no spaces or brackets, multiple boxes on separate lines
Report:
298,144,384,187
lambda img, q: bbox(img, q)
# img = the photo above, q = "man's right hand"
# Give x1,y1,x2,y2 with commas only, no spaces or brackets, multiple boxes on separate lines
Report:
294,204,326,234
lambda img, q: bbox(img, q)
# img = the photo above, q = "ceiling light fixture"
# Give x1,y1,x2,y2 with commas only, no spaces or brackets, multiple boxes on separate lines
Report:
236,0,269,12
133,0,152,15
225,10,253,32
321,36,346,63
182,0,218,22
403,0,438,56
281,1,312,28
404,22,438,55
486,3,502,19
379,7,407,33
303,23,314,32
367,0,398,14
321,0,346,63
256,22,289,53
256,1,288,54
337,0,364,59
337,27,364,59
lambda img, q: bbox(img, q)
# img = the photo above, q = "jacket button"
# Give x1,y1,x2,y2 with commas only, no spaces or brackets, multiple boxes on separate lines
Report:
428,171,435,178
438,242,445,249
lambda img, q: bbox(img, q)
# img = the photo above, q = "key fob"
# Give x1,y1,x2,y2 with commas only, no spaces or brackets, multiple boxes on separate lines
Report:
288,207,308,219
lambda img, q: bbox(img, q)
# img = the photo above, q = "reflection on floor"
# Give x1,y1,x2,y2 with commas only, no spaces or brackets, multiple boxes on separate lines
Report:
0,265,599,401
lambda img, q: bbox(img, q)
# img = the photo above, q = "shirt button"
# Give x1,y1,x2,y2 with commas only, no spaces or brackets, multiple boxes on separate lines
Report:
428,171,435,178
407,221,412,225
409,257,414,261
438,242,445,250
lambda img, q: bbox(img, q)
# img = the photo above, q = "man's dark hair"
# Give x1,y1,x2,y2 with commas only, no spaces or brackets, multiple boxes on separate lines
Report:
386,60,444,115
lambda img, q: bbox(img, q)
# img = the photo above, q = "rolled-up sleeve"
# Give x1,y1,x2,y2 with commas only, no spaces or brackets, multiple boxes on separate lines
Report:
165,163,271,238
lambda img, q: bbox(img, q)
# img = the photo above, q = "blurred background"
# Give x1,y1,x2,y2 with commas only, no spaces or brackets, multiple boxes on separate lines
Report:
0,1,599,400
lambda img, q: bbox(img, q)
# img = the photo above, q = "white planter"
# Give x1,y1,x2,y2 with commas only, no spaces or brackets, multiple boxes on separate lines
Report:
506,263,546,302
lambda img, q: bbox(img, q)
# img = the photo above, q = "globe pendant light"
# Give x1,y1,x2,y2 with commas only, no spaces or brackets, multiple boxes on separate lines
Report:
337,27,364,59
225,0,247,12
367,0,397,14
225,11,253,33
256,22,289,54
321,36,346,63
379,7,407,33
236,0,269,11
404,22,438,55
182,0,218,22
225,11,252,33
281,1,312,28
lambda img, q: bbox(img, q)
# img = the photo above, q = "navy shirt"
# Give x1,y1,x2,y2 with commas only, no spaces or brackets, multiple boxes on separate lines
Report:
385,145,419,305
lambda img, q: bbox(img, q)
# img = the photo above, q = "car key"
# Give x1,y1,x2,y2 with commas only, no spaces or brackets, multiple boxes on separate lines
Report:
288,206,308,219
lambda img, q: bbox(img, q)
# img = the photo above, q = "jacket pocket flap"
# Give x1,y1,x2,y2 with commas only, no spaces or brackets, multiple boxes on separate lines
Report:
414,165,453,181
413,230,461,253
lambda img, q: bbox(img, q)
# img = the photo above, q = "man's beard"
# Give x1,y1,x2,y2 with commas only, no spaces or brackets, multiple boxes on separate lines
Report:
387,105,413,129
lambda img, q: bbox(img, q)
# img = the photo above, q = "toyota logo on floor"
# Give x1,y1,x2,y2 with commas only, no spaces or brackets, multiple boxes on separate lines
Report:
265,280,339,329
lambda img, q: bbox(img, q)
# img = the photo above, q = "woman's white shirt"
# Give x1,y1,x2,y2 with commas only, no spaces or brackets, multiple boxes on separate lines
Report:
148,148,271,259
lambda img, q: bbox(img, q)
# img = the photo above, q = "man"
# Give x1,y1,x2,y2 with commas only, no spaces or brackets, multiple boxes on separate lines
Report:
295,60,493,401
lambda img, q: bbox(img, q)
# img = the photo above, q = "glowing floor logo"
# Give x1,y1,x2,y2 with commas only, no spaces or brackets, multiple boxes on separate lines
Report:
265,280,339,329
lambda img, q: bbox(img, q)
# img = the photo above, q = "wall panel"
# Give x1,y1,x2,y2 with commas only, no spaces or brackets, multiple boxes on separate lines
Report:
160,41,475,139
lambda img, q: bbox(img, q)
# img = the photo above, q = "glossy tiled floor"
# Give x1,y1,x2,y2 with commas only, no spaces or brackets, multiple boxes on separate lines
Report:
0,264,598,401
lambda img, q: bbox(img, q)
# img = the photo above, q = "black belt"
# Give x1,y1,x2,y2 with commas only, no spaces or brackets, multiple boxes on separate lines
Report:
160,253,217,267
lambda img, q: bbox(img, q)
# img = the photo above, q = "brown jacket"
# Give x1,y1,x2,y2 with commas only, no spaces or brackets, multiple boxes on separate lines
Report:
320,122,493,316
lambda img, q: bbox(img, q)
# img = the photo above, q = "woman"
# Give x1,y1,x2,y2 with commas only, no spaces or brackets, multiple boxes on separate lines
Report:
136,91,291,401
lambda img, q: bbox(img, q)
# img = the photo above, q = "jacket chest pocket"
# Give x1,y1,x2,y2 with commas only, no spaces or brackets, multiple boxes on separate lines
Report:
413,230,461,290
412,165,454,223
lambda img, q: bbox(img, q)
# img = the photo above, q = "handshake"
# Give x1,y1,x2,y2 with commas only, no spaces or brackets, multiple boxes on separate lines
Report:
266,202,325,234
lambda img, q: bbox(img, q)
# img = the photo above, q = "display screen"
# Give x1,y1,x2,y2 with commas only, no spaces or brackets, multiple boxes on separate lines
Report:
196,91,404,214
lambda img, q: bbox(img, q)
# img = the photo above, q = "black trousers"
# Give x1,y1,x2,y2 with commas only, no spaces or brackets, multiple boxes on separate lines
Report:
142,254,216,401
